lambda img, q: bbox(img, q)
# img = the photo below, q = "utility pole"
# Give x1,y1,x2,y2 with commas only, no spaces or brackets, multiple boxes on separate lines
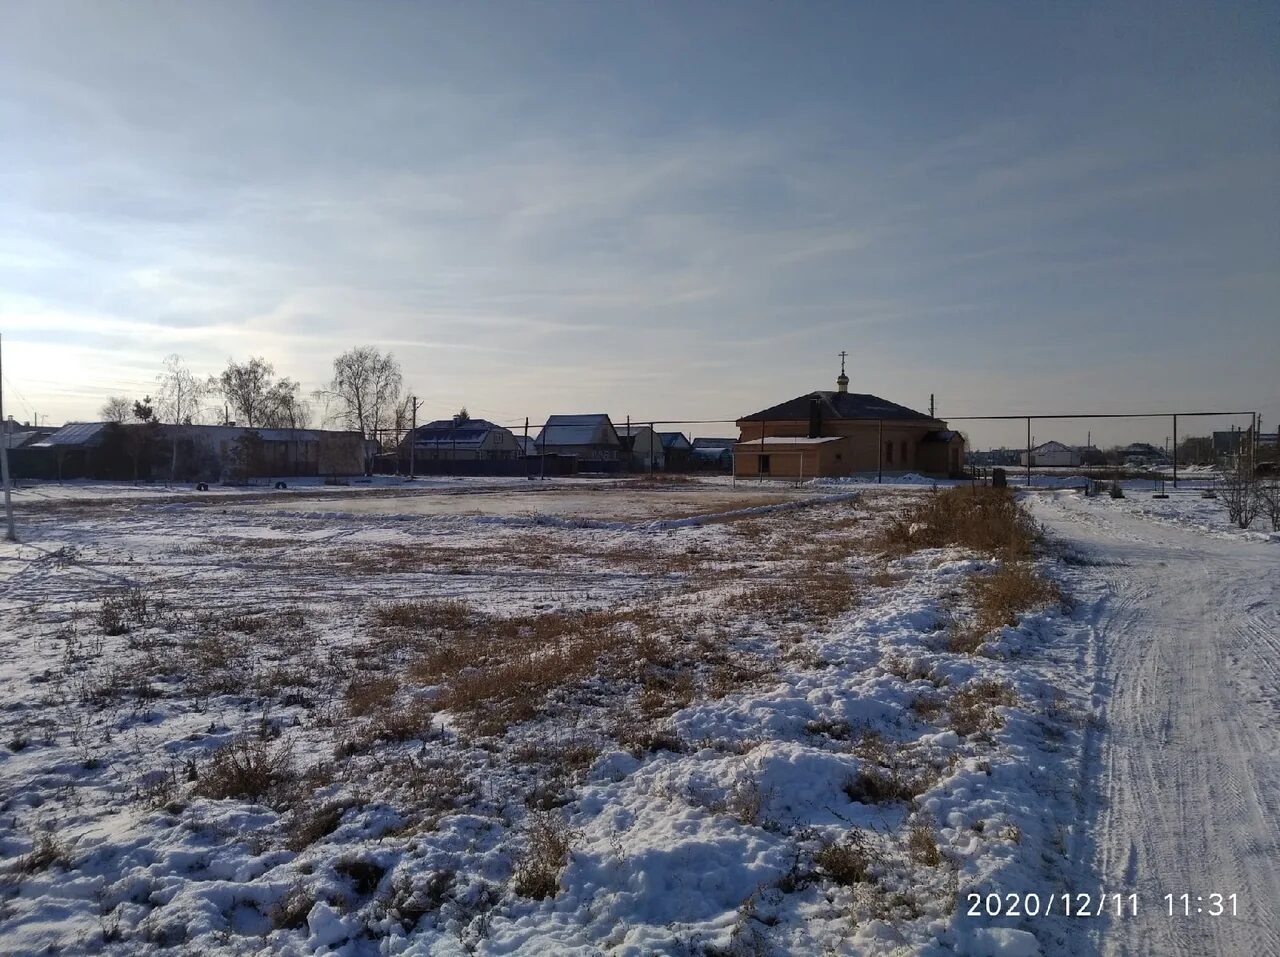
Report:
1025,417,1032,488
408,396,420,478
877,418,883,484
929,393,935,418
0,334,17,542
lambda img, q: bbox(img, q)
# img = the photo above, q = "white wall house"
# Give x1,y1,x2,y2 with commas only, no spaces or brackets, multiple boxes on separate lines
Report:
1020,440,1082,467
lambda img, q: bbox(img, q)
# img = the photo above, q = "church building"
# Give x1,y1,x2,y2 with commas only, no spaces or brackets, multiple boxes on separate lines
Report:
733,356,966,480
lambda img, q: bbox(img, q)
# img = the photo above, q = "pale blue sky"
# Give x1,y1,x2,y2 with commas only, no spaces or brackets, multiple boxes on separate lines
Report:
1,1,1276,447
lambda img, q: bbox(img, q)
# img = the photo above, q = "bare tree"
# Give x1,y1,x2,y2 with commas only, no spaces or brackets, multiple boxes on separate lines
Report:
218,358,276,428
100,396,132,423
1220,457,1259,529
262,378,312,429
1257,479,1280,532
156,354,211,425
319,347,403,439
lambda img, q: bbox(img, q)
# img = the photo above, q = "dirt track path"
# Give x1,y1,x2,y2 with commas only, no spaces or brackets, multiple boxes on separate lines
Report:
1034,493,1280,957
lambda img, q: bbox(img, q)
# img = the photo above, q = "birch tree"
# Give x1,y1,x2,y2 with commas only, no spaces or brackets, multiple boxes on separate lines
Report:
156,354,210,425
319,347,403,438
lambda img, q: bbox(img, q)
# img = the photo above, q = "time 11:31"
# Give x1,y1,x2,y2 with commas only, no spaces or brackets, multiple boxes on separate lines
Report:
1165,894,1238,917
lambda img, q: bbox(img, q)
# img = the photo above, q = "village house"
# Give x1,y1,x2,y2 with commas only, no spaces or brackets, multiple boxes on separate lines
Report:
733,359,966,480
616,424,665,471
535,414,623,468
658,431,693,470
407,418,522,462
1020,440,1082,468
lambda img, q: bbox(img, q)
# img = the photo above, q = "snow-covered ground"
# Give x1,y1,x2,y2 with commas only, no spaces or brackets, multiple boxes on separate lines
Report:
0,479,1272,955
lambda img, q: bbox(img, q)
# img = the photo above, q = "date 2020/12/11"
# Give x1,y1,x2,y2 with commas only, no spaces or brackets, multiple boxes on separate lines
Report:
966,892,1239,918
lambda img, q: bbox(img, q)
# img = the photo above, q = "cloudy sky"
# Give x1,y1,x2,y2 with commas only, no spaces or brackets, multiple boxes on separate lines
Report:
1,1,1276,448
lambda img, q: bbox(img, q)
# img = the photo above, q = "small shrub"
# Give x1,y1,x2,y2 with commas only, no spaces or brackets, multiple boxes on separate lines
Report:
906,817,942,866
271,883,314,929
378,870,456,930
366,698,436,743
345,675,399,717
194,737,293,803
803,717,852,741
285,800,352,851
814,832,875,885
1257,479,1280,532
842,766,927,805
19,832,71,874
336,857,387,896
949,679,1019,737
724,778,774,828
911,694,946,721
512,811,577,900
96,587,157,636
613,714,684,757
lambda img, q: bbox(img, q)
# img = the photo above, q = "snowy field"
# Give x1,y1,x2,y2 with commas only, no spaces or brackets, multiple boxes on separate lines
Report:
0,478,1273,955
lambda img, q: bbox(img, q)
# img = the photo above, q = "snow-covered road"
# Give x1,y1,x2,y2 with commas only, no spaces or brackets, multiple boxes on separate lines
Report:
1032,492,1280,957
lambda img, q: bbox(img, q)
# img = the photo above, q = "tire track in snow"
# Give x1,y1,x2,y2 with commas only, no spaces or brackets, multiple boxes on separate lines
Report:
1033,492,1280,957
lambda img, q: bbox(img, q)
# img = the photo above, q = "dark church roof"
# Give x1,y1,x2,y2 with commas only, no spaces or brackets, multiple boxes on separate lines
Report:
739,391,937,423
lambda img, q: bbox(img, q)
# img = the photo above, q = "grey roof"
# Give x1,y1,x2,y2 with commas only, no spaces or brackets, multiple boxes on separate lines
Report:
411,419,512,449
657,431,691,449
1032,440,1074,453
740,391,935,423
692,437,736,450
536,414,620,448
616,424,656,437
2,431,37,449
32,422,109,448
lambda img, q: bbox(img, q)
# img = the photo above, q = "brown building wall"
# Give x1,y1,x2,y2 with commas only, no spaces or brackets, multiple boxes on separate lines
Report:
734,419,963,478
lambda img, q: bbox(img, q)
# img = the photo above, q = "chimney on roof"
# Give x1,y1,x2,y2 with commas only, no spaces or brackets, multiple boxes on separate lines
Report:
836,350,849,393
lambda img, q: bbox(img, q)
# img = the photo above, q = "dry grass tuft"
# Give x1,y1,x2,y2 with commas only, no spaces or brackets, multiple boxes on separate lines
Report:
365,698,436,743
950,562,1060,652
512,811,577,900
426,609,645,735
814,832,877,885
949,679,1020,736
285,800,352,851
906,816,942,866
881,487,1039,557
345,675,399,717
373,600,472,632
194,737,293,803
843,765,930,805
271,883,315,929
19,832,71,874
739,564,858,623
